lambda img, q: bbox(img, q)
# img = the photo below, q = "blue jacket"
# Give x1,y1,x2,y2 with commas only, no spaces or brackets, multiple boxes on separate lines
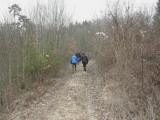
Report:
71,55,78,64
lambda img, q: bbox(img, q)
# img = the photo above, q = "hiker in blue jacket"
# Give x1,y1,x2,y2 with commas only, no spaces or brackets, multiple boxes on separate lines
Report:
70,54,78,72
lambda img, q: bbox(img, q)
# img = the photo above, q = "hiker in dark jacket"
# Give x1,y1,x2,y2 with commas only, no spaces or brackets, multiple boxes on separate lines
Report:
81,53,88,72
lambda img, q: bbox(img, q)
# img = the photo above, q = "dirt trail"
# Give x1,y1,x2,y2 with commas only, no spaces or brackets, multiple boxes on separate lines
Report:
8,61,102,120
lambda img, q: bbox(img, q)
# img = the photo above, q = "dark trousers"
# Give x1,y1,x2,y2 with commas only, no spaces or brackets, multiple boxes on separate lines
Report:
72,63,76,72
82,63,87,71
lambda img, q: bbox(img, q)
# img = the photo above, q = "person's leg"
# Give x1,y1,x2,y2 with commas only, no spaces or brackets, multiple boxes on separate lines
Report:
72,64,74,73
83,63,86,71
75,64,77,72
84,64,86,71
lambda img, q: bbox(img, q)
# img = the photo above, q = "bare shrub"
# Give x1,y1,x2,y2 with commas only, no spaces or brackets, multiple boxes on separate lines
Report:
94,1,160,119
0,0,70,113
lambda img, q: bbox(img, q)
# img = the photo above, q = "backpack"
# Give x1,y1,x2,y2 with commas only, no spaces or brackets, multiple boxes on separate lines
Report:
82,56,88,64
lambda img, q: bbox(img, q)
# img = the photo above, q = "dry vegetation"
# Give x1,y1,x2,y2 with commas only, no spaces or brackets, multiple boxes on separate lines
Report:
93,1,160,119
0,0,71,113
0,0,160,119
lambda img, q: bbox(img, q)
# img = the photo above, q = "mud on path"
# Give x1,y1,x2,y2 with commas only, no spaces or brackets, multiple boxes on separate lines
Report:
8,61,103,120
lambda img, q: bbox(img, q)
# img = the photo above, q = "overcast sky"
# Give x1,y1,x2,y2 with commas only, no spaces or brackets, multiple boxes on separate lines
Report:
0,0,158,22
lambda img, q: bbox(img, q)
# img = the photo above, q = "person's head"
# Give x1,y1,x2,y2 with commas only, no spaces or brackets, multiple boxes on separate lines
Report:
81,53,85,56
75,53,80,57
